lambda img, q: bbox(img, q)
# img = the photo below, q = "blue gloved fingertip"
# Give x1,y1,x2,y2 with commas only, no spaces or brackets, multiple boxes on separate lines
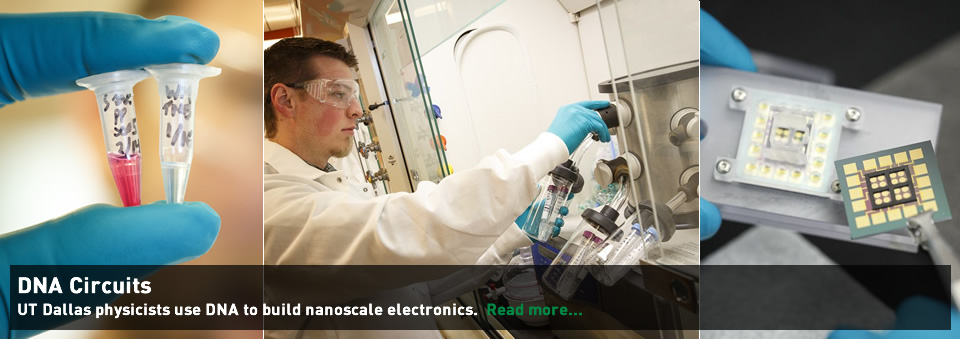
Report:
700,9,757,72
575,100,611,110
700,198,721,240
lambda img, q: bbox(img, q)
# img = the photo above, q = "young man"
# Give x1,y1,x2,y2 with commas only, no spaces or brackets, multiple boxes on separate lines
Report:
263,37,610,266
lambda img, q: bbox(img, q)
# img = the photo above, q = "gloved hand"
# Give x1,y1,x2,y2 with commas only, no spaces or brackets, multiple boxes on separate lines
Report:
700,198,721,240
828,296,959,339
699,9,756,240
700,9,756,71
0,12,221,337
0,202,221,338
547,101,612,154
0,12,219,107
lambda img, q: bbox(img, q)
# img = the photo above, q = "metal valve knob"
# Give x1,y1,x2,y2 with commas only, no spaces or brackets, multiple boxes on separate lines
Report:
366,168,389,183
357,141,381,158
357,113,374,125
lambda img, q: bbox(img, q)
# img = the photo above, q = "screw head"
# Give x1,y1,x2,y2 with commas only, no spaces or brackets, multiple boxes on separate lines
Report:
831,180,841,193
846,108,861,122
716,160,732,174
731,88,748,102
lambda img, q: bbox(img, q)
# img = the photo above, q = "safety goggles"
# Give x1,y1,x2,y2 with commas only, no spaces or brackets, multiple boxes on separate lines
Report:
286,78,360,109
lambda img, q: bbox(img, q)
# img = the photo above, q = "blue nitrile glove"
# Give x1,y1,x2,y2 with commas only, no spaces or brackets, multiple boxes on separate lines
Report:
700,9,756,71
699,9,756,240
700,198,721,240
547,101,612,154
0,202,221,338
829,296,959,339
0,12,219,107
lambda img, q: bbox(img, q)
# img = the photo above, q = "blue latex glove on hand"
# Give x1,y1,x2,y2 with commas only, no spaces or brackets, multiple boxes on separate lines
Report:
700,198,721,240
0,12,219,107
547,101,612,154
700,9,756,240
700,9,756,71
829,296,959,339
0,202,221,338
0,12,221,337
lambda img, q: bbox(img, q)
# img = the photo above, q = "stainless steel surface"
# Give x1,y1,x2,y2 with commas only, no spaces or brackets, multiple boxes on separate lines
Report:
599,61,699,216
750,49,837,85
701,66,944,252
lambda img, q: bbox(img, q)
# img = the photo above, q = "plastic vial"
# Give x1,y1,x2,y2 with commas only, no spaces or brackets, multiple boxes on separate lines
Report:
145,64,221,204
77,70,151,207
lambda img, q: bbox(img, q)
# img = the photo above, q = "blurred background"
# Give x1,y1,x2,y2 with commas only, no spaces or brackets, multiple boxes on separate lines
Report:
3,1,262,338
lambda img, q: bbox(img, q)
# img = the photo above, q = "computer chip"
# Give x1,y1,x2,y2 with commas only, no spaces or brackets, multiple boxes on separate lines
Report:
716,87,847,196
835,141,952,239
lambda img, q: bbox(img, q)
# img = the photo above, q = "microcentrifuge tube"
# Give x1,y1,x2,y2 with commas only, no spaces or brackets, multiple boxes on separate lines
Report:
77,70,151,207
145,64,221,204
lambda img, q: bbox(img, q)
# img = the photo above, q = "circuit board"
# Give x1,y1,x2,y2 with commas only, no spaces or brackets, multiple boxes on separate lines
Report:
718,87,848,197
835,141,952,239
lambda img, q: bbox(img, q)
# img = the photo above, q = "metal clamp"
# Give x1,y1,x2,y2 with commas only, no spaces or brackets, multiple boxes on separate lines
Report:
357,141,381,158
366,168,389,183
357,113,374,125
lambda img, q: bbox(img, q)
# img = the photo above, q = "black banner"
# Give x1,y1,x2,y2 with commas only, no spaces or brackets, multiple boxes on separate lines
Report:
8,264,951,331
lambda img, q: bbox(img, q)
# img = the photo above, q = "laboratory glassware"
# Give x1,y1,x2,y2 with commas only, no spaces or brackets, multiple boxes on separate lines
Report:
541,205,620,299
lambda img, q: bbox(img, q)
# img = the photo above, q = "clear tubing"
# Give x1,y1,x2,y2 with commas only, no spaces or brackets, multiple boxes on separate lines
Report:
145,64,221,204
664,191,687,211
77,70,151,207
570,136,596,168
610,177,629,211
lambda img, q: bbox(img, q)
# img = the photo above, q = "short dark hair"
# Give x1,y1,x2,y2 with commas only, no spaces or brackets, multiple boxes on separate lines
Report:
264,38,359,138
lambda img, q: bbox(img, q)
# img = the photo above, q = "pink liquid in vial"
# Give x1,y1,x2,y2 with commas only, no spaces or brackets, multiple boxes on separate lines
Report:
107,153,141,207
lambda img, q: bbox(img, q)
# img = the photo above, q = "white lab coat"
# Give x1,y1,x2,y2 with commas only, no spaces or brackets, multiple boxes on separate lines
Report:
263,133,568,338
